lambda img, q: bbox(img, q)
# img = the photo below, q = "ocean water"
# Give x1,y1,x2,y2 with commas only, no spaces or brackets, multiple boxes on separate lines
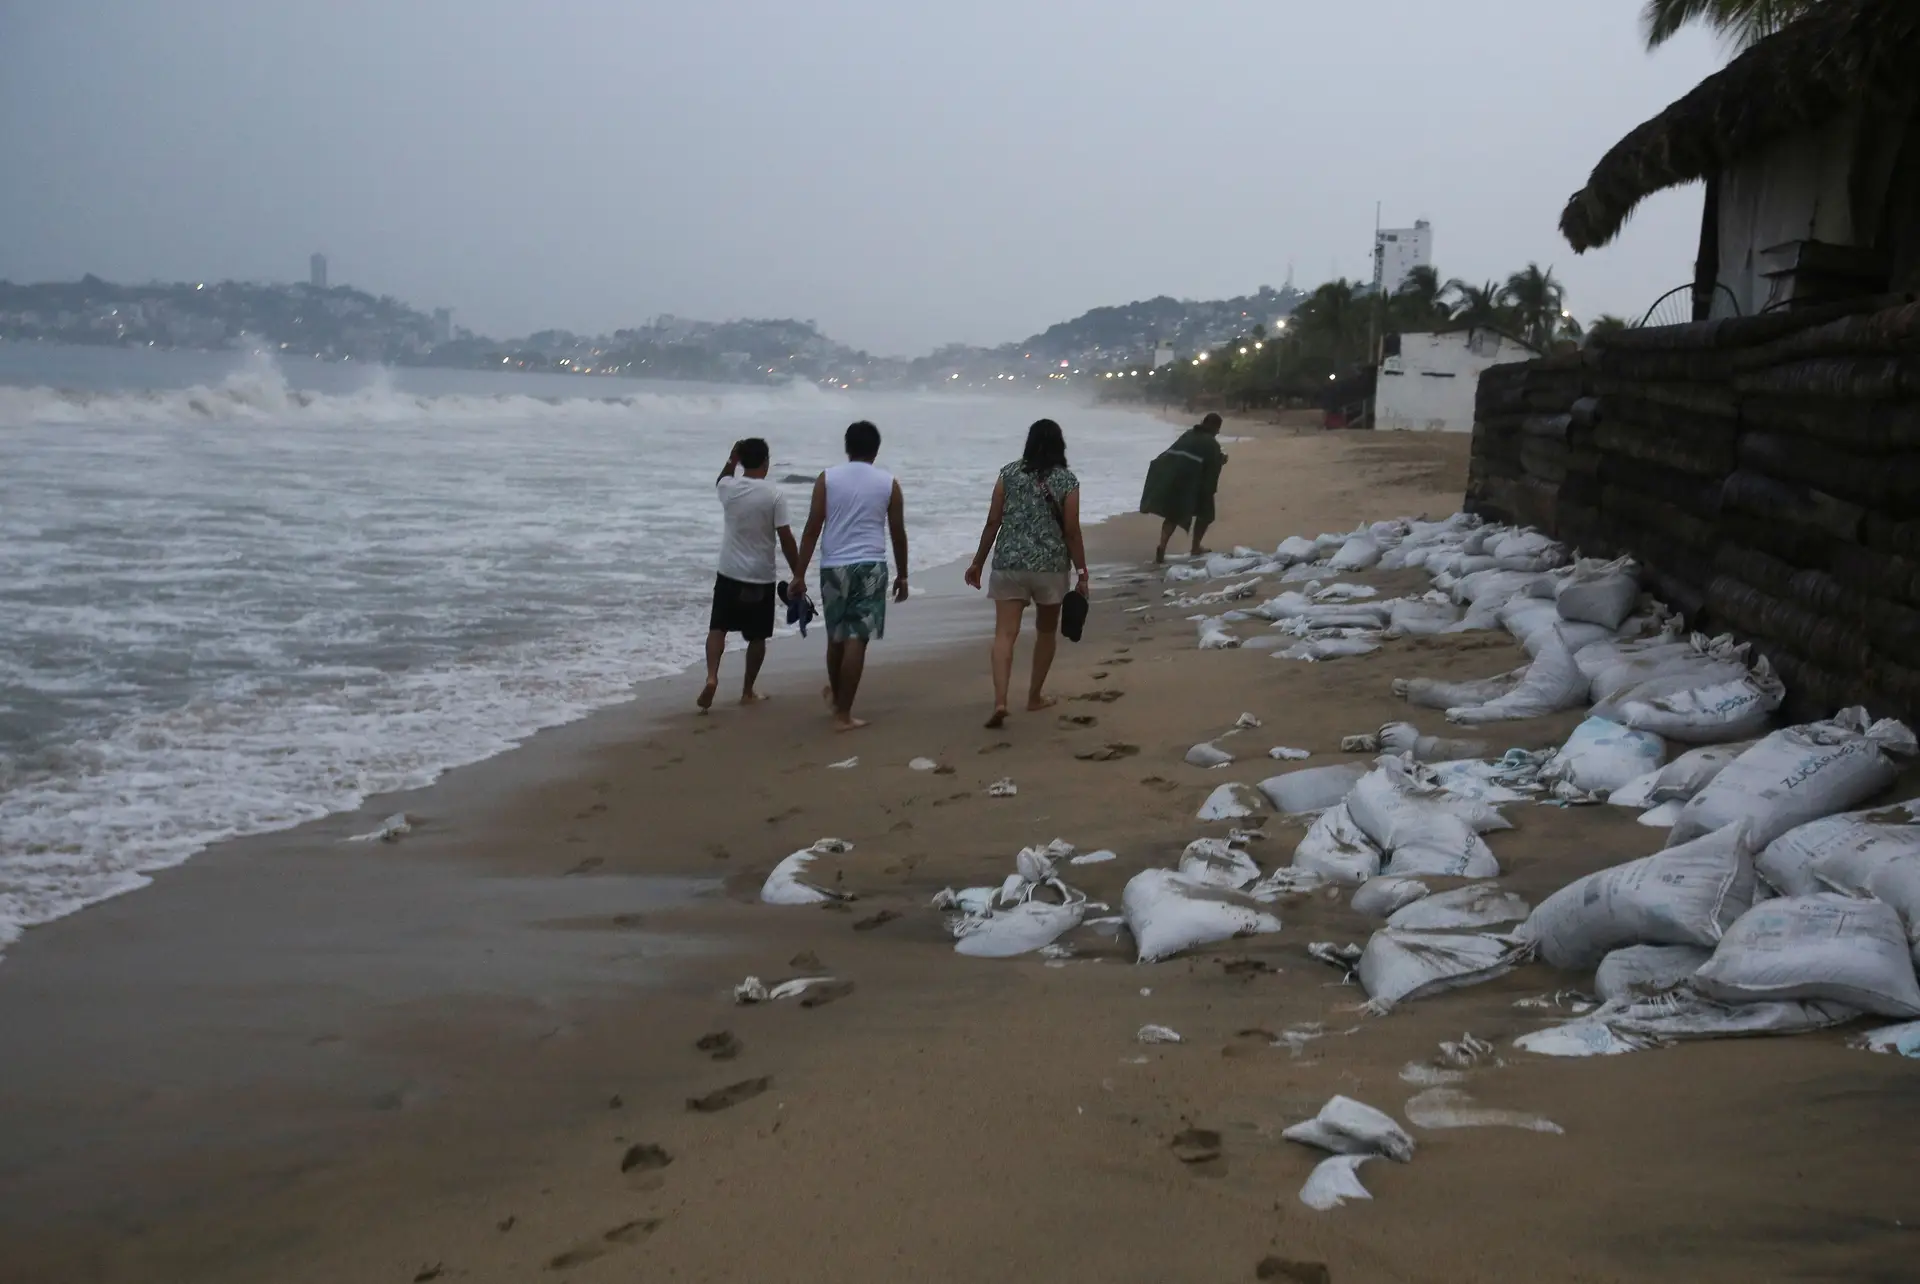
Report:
0,345,1170,954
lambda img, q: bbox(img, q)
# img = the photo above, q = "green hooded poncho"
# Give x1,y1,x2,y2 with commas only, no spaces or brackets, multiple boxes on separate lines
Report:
1139,427,1226,530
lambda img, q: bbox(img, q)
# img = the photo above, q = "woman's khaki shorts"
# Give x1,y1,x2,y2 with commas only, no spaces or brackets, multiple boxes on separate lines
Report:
988,568,1071,606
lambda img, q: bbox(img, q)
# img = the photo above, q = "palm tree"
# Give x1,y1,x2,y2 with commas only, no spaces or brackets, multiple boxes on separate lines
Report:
1444,279,1511,330
1501,263,1567,353
1389,265,1448,332
1641,0,1823,50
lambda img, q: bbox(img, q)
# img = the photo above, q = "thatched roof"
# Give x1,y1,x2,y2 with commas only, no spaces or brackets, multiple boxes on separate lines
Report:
1560,0,1920,253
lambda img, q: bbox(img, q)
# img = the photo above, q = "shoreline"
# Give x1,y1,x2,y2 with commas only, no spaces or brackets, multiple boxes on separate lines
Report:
6,416,1915,1284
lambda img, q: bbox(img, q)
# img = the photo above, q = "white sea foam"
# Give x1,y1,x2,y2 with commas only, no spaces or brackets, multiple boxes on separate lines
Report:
0,351,1169,955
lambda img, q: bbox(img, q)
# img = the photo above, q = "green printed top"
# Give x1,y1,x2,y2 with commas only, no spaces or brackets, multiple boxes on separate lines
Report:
992,461,1079,573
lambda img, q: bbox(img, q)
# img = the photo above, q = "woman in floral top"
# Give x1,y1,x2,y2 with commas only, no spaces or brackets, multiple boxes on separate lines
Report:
963,418,1088,728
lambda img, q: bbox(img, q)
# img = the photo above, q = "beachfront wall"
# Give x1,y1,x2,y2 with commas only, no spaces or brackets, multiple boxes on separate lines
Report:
1377,330,1537,433
1466,295,1920,726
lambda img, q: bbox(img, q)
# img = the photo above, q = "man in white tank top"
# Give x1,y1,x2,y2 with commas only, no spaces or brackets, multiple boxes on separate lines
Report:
792,420,908,731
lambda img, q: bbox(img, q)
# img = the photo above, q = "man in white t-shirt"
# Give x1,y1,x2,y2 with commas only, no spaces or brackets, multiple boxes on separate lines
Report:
702,437,799,710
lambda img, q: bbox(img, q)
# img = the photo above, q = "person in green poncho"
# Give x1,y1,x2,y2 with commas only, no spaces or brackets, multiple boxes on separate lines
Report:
1139,412,1227,563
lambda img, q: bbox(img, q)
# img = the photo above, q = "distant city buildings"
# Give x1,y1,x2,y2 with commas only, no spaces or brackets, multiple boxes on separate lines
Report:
309,253,328,290
1372,220,1432,296
432,307,452,344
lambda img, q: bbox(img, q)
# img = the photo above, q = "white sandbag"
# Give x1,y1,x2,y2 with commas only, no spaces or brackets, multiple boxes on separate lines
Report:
1756,800,1920,897
1357,930,1528,1010
1445,626,1588,725
1520,822,1759,971
952,899,1087,958
1185,742,1235,768
1387,884,1530,931
1348,771,1500,880
1590,635,1746,707
1350,755,1511,834
1498,596,1563,647
1593,944,1711,1001
1259,763,1368,814
1394,668,1524,712
1299,1155,1377,1211
1375,721,1488,763
760,839,855,905
1856,1020,1920,1056
1537,716,1667,797
1297,603,1393,630
1313,532,1348,557
1122,868,1284,963
1275,535,1320,565
1515,991,1856,1056
1351,876,1432,918
1491,529,1567,572
1203,553,1262,578
1522,618,1614,659
1385,596,1462,637
1278,635,1382,662
1805,805,1920,949
1291,804,1382,886
1454,568,1550,608
1651,742,1754,803
1163,562,1208,583
1178,838,1261,889
1555,556,1640,630
1613,658,1785,746
1282,1095,1415,1161
1669,708,1917,849
1328,535,1383,572
1573,632,1699,685
1197,782,1265,821
1249,591,1314,622
1426,759,1536,805
1695,893,1920,1017
1639,800,1686,828
1196,618,1240,650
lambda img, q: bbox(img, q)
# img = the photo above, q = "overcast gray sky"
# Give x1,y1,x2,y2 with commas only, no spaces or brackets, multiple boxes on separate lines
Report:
0,1,1724,355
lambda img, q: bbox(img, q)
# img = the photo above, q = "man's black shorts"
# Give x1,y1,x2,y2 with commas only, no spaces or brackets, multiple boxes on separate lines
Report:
710,574,776,641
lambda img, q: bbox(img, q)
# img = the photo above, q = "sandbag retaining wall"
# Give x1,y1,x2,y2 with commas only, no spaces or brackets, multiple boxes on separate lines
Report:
1466,295,1920,726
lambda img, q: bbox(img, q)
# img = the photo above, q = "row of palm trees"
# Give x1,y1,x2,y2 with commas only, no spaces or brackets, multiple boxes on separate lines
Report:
1641,0,1818,50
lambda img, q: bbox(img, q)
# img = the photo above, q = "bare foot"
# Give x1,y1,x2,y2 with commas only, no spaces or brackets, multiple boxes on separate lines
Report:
697,681,717,711
834,715,869,733
1026,695,1058,713
1191,545,1212,556
1154,546,1167,564
740,691,769,706
985,708,1008,729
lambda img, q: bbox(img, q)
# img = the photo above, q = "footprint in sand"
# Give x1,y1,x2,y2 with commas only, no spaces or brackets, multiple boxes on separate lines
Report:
1060,714,1098,728
1168,1127,1222,1164
413,1265,443,1282
798,979,855,1007
765,806,802,825
687,1077,772,1113
978,742,1012,754
546,1219,663,1270
1140,776,1180,793
1075,743,1140,761
696,1030,741,1061
1090,670,1110,679
1070,690,1125,703
1105,657,1134,665
563,856,605,877
853,909,900,932
620,1143,672,1173
790,950,824,970
1256,1259,1331,1284
572,802,608,820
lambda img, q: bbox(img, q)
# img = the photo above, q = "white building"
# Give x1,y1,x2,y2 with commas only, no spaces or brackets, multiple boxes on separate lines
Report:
1372,220,1432,296
1375,328,1534,432
1152,341,1174,368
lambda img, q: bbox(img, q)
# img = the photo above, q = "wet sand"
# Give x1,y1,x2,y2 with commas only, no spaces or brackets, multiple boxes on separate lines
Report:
3,417,1917,1284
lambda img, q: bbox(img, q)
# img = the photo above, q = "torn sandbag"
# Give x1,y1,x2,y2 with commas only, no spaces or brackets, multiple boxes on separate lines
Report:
1178,837,1262,889
1291,804,1383,886
1668,708,1917,850
1490,529,1568,573
1269,746,1311,761
1283,1095,1415,1161
1499,596,1612,658
760,839,857,905
1520,823,1759,971
1351,876,1431,918
1756,799,1920,899
1639,800,1685,828
1274,534,1320,565
1278,634,1382,662
1136,1023,1183,1044
952,898,1088,958
1299,1155,1377,1211
1386,884,1530,931
1375,721,1489,764
1122,868,1284,963
1328,534,1382,572
1198,782,1265,822
1346,758,1502,879
734,975,841,1004
1196,618,1240,650
1589,633,1747,708
1357,930,1529,1011
1650,742,1754,804
1352,755,1512,833
1446,626,1589,725
1694,893,1920,1017
1204,552,1262,578
1315,582,1379,602
1514,991,1856,1057
1537,716,1667,799
1554,555,1640,631
1608,770,1661,810
1249,590,1315,622
1259,763,1368,815
1403,1088,1562,1134
1855,1020,1920,1056
1186,742,1235,768
1393,668,1525,712
1593,944,1712,1002
1385,595,1462,637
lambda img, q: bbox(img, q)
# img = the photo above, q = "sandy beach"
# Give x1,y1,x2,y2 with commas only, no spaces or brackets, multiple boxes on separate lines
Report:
3,415,1917,1284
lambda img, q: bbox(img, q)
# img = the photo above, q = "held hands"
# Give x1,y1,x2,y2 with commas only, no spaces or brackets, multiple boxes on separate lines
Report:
963,561,984,591
893,574,910,603
1076,567,1090,595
